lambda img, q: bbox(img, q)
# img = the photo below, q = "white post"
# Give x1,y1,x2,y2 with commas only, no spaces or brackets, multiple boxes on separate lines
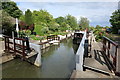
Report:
16,18,19,37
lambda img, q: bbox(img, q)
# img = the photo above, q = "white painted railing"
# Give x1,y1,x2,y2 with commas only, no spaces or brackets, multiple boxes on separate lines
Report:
76,31,86,71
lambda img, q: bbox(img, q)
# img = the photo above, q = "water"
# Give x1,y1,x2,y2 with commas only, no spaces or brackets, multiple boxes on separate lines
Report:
2,38,78,78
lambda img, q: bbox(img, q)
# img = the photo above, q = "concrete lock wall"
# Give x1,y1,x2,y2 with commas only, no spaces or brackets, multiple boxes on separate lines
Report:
76,31,86,71
29,43,41,67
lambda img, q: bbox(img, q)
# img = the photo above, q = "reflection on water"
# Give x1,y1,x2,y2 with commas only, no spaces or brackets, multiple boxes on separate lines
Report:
2,38,78,78
72,44,79,54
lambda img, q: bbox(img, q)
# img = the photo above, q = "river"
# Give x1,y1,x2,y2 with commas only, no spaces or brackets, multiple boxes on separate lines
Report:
2,38,79,78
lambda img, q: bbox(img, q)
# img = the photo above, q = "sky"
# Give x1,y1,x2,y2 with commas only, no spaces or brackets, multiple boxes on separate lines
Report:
12,0,119,27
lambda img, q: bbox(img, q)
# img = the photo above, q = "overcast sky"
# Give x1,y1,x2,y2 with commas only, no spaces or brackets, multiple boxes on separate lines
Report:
12,0,119,27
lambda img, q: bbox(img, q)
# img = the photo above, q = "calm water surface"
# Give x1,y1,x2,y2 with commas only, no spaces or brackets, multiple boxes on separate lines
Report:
2,38,79,78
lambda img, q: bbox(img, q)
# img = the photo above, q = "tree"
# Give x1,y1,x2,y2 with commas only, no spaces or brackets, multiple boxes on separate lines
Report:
55,16,71,31
25,9,34,26
110,9,120,33
78,17,89,30
33,10,53,24
59,22,69,31
66,14,78,30
19,14,25,22
32,10,54,35
55,16,66,25
2,1,22,18
96,25,102,29
49,21,60,32
2,10,14,36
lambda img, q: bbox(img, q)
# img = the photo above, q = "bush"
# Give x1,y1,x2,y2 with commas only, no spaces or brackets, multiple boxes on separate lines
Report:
19,30,31,38
30,35,45,40
93,27,107,41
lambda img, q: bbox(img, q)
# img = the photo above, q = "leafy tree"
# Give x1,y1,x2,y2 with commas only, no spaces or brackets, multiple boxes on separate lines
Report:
48,21,60,32
2,10,14,36
41,27,49,34
55,16,71,31
19,14,25,22
33,10,53,24
96,25,102,29
110,9,120,33
25,9,34,26
2,0,22,18
78,17,89,30
55,16,66,25
34,22,48,35
32,10,57,35
105,26,110,29
59,22,70,31
66,14,78,30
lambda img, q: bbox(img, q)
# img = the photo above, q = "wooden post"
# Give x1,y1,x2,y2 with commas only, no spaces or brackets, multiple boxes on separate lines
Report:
108,41,110,58
103,37,106,54
113,46,118,70
116,46,120,73
14,38,16,55
7,38,9,52
58,36,59,40
4,37,7,51
22,40,25,59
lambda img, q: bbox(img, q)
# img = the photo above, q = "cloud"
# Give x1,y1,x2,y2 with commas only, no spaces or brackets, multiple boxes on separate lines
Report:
15,2,118,26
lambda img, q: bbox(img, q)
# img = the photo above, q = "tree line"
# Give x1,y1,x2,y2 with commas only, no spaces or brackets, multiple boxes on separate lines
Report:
1,0,119,37
20,9,90,36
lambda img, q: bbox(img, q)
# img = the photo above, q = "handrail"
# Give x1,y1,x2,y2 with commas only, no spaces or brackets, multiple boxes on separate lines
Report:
4,36,27,59
3,36,12,39
102,36,119,73
103,36,118,46
14,37,26,41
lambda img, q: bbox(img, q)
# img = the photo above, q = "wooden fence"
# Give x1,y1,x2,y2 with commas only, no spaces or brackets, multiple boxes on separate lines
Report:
47,35,60,41
102,36,120,76
4,36,27,59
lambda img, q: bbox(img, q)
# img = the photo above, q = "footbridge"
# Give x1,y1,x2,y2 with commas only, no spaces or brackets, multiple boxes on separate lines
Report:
71,31,120,78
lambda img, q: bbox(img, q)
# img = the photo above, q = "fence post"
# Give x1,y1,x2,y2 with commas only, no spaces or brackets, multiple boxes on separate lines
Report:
116,46,120,73
14,38,16,55
108,41,110,58
7,38,9,52
103,37,106,53
22,40,25,59
113,46,118,70
4,37,7,51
